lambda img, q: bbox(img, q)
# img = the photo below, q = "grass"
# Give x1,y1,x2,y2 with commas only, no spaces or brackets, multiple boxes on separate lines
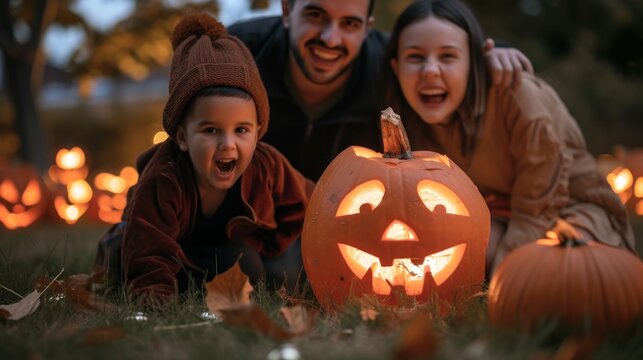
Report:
1,222,642,360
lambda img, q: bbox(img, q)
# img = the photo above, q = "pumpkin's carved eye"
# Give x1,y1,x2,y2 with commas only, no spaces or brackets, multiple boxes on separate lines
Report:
336,179,385,217
417,180,470,216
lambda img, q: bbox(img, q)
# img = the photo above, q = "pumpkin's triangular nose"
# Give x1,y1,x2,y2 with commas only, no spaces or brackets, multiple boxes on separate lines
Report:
381,220,419,242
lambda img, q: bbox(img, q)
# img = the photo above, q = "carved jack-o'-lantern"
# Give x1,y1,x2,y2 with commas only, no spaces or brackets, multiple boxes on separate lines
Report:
93,167,138,224
54,179,93,224
48,147,89,185
0,165,48,229
302,109,490,310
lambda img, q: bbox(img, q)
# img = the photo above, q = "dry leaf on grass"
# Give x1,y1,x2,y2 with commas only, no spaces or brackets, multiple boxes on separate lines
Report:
0,268,64,320
81,326,126,346
34,272,117,313
0,290,42,320
279,305,318,334
205,261,317,341
394,317,440,360
204,261,253,315
360,308,379,321
220,305,293,341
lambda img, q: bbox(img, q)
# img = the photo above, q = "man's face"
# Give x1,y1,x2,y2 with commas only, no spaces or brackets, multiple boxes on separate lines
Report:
283,0,372,85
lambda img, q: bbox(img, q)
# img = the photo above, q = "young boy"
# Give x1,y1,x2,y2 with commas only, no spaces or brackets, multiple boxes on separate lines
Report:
96,13,313,304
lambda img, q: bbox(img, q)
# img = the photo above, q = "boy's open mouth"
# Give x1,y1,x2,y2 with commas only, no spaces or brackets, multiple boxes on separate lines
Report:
216,159,236,173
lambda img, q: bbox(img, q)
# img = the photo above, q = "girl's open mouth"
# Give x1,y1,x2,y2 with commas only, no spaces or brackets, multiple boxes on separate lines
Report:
420,89,447,103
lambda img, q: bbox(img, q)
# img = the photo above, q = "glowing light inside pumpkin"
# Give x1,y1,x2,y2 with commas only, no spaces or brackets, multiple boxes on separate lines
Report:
336,180,385,216
49,147,89,185
54,196,88,224
635,177,643,198
21,180,41,206
0,179,43,230
0,180,19,203
419,154,452,167
94,167,138,224
417,180,470,216
538,234,561,246
153,131,169,144
352,147,383,159
338,243,466,295
382,220,418,241
636,200,643,215
607,167,633,196
120,166,139,187
56,147,86,170
67,180,93,204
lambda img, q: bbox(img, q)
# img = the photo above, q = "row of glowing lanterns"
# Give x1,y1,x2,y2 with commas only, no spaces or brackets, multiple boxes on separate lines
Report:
599,149,643,216
1,140,642,230
0,131,171,230
0,146,138,230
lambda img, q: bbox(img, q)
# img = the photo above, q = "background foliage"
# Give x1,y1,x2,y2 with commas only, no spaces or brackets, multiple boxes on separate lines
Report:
1,0,642,169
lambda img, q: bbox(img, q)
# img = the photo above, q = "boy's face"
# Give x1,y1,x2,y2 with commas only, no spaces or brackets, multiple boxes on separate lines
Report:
177,96,259,195
283,0,373,85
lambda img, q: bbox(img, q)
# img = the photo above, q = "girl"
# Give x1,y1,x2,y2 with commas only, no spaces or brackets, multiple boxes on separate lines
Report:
384,0,635,276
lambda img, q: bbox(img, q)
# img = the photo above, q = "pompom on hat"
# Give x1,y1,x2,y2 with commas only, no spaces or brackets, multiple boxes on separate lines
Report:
163,13,269,139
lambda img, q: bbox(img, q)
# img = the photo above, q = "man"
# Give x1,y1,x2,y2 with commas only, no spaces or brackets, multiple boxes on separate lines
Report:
229,0,532,180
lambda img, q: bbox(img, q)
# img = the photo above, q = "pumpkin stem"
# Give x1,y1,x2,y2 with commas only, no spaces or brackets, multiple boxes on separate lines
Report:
381,107,412,159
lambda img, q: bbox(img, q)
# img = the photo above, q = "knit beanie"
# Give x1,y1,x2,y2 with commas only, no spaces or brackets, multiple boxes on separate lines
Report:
163,13,269,139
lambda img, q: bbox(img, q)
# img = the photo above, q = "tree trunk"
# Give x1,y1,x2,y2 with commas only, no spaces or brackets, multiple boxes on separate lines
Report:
3,52,48,171
0,0,51,171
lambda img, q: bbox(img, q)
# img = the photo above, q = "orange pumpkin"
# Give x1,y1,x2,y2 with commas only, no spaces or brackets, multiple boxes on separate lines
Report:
302,108,490,310
0,164,49,229
488,236,643,334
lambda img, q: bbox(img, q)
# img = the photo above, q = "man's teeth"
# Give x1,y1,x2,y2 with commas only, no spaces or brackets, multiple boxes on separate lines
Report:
312,48,340,61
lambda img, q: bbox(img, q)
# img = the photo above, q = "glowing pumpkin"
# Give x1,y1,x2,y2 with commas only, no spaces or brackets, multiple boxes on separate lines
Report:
93,167,138,224
0,164,48,229
302,108,490,310
48,147,89,185
488,234,643,334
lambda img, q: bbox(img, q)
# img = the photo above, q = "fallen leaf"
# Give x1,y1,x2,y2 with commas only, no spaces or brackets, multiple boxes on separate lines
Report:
34,272,117,313
81,326,126,346
62,280,118,312
220,304,292,341
204,261,253,315
0,308,10,319
279,305,318,334
394,317,440,360
0,290,41,320
360,308,379,321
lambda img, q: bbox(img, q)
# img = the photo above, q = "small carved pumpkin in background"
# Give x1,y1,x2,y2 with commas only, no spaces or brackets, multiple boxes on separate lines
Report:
93,167,138,224
0,164,48,229
302,108,490,310
488,234,643,334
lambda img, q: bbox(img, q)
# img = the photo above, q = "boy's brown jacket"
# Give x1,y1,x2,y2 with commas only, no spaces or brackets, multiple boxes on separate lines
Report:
121,140,313,301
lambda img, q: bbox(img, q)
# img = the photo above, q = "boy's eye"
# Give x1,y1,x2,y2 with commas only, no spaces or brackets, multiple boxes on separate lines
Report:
236,127,249,134
204,127,217,134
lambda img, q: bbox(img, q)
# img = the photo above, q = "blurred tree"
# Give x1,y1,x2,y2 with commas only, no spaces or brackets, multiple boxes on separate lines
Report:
0,0,77,170
69,1,218,84
0,0,219,170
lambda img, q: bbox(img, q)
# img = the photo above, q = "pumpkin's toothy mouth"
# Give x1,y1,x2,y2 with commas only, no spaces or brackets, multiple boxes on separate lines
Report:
337,243,466,295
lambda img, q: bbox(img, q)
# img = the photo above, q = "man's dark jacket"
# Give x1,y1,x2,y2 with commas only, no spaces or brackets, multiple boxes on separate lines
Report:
229,16,388,181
